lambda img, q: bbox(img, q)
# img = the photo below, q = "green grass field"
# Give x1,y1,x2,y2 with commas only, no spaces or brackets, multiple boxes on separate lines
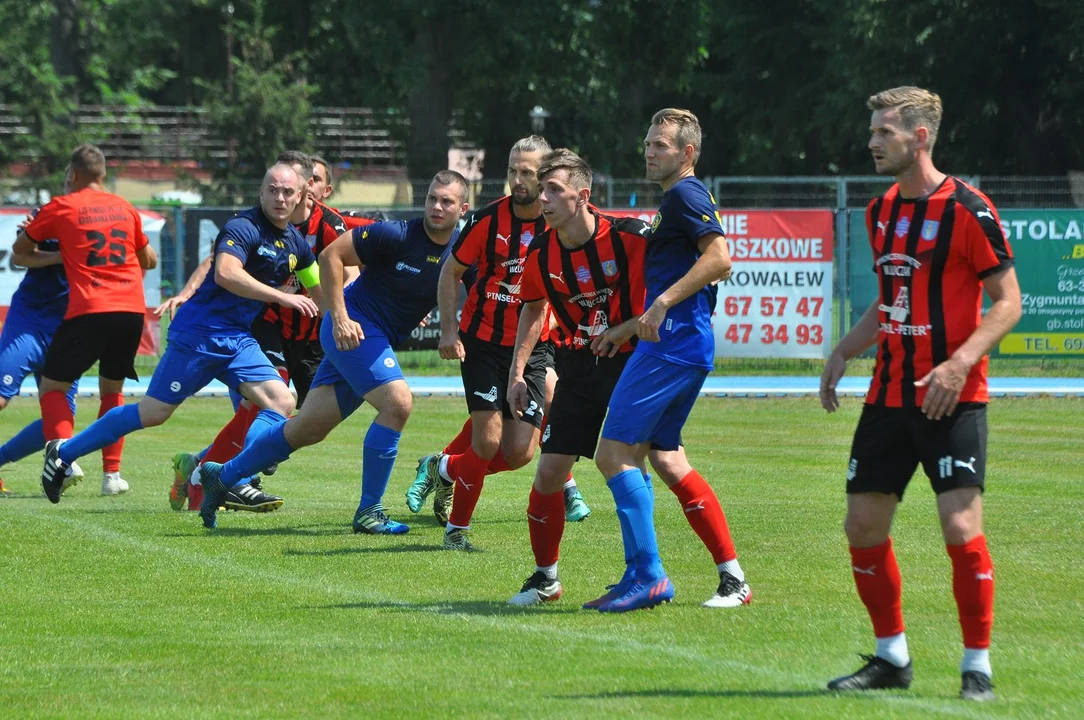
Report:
1,396,1081,719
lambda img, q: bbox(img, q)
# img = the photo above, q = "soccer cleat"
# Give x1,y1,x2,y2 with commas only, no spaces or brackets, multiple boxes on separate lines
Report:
442,528,474,551
960,671,995,701
508,571,563,606
433,479,453,525
583,567,635,609
262,462,279,476
406,453,443,513
702,570,752,608
196,462,227,529
101,472,129,496
0,478,10,496
170,453,199,510
564,489,591,522
69,460,84,481
597,575,674,613
41,439,76,504
223,483,284,513
827,655,913,691
352,506,409,535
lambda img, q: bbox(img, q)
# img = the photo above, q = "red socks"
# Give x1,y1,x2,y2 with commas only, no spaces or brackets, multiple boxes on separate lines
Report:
486,450,512,475
527,487,565,567
947,534,995,649
670,470,737,564
444,418,473,455
40,390,74,440
202,404,258,464
98,393,125,473
849,538,906,638
446,446,490,527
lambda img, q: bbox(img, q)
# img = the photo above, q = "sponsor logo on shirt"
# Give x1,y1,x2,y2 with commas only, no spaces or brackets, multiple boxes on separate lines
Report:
256,244,277,259
396,262,422,275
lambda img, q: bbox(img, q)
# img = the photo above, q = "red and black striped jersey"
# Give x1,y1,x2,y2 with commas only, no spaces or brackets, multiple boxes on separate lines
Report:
340,210,379,231
263,201,347,342
452,196,547,347
865,176,1014,407
521,211,648,352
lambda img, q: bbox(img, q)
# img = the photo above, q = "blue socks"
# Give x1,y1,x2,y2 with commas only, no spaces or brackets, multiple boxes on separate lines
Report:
0,420,47,467
222,414,292,487
607,468,665,581
358,422,401,511
59,404,144,464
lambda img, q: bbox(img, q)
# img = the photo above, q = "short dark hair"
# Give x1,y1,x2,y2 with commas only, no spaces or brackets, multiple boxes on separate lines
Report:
537,149,592,190
310,154,332,186
276,150,314,181
70,143,106,179
650,108,702,164
432,169,469,201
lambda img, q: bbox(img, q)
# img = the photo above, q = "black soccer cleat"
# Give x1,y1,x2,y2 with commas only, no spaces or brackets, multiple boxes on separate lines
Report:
960,671,995,701
827,655,913,691
223,483,284,513
41,439,75,504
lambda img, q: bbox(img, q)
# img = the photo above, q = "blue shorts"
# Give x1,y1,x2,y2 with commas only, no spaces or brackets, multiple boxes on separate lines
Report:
600,352,707,451
146,331,284,405
312,319,403,419
0,317,78,403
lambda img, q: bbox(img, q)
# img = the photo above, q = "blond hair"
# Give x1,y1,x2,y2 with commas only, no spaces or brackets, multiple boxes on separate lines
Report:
650,108,702,164
537,149,592,190
867,86,943,152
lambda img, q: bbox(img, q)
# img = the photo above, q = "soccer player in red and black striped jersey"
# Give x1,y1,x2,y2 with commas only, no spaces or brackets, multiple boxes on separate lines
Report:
405,136,589,549
820,87,1021,701
503,149,647,604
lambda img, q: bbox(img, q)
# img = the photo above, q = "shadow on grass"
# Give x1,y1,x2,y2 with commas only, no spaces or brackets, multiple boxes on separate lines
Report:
283,543,444,557
304,599,583,617
553,688,828,700
162,524,344,538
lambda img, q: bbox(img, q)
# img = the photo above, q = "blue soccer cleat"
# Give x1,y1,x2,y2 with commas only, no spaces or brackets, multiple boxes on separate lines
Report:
353,505,410,535
597,575,674,613
197,461,227,529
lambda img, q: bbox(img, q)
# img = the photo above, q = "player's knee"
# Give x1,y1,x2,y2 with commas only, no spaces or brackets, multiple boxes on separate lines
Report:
534,465,567,494
940,511,981,545
470,435,500,460
138,402,173,428
594,442,625,478
503,442,535,470
843,512,888,546
288,419,331,448
0,397,7,411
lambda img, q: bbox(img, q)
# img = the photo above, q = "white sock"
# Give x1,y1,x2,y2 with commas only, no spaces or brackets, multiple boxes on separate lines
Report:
718,559,744,583
961,648,992,677
536,563,558,580
563,478,577,491
438,455,451,483
445,523,468,533
875,633,910,668
189,469,202,487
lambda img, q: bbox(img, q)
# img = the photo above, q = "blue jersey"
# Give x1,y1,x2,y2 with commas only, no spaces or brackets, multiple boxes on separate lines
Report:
8,238,68,332
345,219,456,348
637,176,723,370
170,206,316,338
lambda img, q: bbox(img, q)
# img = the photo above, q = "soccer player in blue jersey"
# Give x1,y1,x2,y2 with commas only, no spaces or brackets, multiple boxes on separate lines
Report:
0,208,83,495
40,163,321,508
194,171,470,532
591,108,740,613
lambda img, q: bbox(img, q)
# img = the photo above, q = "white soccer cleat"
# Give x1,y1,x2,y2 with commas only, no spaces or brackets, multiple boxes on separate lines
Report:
69,460,85,480
702,571,752,608
508,571,562,606
102,472,130,496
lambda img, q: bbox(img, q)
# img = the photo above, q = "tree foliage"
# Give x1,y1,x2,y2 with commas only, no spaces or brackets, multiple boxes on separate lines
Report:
2,0,1083,183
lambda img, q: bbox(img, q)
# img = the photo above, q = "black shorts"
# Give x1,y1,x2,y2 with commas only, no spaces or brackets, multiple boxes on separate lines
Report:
460,331,546,429
539,338,557,370
250,316,285,368
846,403,988,500
43,311,144,383
542,349,630,459
282,337,324,408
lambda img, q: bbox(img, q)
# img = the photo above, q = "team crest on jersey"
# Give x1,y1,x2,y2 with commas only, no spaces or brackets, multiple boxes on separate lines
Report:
575,266,591,283
520,230,534,247
920,220,940,241
651,212,662,232
306,233,317,248
601,260,617,277
894,216,911,238
289,254,297,271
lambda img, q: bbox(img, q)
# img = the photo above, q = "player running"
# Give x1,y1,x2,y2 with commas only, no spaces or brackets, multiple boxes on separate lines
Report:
38,163,318,508
193,171,470,531
821,87,1020,702
590,109,746,613
13,144,157,499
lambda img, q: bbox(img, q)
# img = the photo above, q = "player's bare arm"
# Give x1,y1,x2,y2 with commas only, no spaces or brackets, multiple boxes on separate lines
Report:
591,317,640,359
436,257,469,360
318,231,365,351
154,254,212,318
136,242,158,270
507,298,547,414
10,231,62,268
916,266,1022,420
215,252,318,318
638,231,731,342
820,300,882,412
